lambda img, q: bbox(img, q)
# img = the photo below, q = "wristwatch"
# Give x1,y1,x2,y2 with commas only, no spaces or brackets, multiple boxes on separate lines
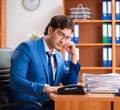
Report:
43,84,50,93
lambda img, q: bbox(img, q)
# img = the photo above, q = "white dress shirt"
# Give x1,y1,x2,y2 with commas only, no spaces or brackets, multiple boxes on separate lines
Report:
43,38,57,81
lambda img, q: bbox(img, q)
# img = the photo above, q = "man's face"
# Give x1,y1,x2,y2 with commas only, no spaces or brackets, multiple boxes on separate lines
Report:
49,27,72,51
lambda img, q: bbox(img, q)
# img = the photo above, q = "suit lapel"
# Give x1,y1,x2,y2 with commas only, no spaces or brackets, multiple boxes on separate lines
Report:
37,38,50,84
37,38,64,85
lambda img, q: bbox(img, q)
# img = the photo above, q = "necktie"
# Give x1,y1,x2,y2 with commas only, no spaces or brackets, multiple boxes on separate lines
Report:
46,52,53,85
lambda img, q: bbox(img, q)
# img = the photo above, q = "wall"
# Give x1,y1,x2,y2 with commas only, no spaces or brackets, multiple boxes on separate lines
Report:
6,0,62,48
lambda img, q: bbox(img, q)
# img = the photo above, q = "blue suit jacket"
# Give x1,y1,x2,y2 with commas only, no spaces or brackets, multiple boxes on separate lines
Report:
10,37,80,109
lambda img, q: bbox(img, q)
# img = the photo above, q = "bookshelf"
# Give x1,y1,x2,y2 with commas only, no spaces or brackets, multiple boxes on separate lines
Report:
0,0,6,47
62,1,120,110
62,0,120,81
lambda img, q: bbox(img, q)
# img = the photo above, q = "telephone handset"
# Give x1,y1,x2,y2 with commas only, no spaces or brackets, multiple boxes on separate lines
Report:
57,84,89,95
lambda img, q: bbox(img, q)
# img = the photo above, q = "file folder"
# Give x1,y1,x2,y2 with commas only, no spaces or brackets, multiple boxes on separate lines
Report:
102,23,108,43
116,0,120,20
107,0,112,20
102,0,112,20
108,47,112,67
102,47,108,67
108,23,112,43
116,23,120,43
102,0,108,20
73,24,79,44
64,50,70,67
71,33,74,43
76,48,79,61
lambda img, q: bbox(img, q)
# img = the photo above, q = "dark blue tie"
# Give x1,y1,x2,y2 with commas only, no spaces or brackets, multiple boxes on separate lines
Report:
46,52,53,85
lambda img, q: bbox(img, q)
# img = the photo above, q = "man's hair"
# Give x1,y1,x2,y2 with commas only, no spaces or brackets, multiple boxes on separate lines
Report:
44,15,74,35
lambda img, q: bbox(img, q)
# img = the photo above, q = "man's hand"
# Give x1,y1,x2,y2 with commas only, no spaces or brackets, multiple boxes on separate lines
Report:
65,41,78,64
43,86,60,94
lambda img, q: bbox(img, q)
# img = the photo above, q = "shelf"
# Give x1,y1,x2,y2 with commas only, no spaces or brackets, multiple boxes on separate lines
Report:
81,67,112,70
62,0,119,77
62,1,120,109
74,20,112,23
116,68,120,70
116,44,120,46
115,20,120,22
76,43,112,47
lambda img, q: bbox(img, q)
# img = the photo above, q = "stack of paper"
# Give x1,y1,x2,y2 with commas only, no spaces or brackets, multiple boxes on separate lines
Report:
83,73,120,94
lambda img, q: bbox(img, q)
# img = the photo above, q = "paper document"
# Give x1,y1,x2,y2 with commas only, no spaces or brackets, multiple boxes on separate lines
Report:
91,87,118,94
83,73,120,94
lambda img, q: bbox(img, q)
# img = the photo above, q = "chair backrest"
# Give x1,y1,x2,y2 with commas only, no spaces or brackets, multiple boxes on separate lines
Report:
0,48,13,105
0,48,13,69
0,48,44,110
0,48,13,87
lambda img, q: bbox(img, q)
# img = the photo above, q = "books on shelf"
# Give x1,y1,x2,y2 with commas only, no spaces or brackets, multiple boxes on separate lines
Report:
102,47,108,67
103,0,120,20
108,47,112,67
108,23,112,43
76,48,79,61
116,0,120,20
64,50,70,67
102,0,112,20
116,23,120,43
102,46,112,67
102,23,112,44
102,23,108,43
71,24,80,44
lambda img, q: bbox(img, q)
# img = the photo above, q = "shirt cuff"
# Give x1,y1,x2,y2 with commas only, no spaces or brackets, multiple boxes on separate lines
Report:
43,84,50,93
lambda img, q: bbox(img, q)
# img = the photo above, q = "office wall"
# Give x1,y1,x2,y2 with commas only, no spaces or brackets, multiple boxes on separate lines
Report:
6,0,62,48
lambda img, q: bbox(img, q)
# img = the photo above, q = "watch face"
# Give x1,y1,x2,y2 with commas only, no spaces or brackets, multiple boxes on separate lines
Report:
22,0,40,11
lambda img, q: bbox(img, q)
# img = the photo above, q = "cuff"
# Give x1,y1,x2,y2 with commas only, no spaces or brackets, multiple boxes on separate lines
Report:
70,61,81,72
42,84,50,93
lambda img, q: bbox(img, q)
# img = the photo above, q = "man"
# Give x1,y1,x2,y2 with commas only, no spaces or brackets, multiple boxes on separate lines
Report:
10,15,81,110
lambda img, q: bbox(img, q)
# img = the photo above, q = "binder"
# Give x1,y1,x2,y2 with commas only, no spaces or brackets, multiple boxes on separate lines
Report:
107,0,112,20
102,0,108,20
116,23,120,43
76,48,79,61
107,47,112,67
102,23,108,43
64,50,70,67
108,23,112,43
73,24,79,44
102,0,112,20
71,33,74,43
116,0,120,20
102,47,108,67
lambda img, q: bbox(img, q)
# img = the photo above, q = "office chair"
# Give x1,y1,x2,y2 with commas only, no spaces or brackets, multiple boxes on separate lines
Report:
0,48,44,110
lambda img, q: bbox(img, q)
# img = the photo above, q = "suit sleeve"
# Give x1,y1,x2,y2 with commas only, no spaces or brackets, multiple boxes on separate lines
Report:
10,42,45,97
61,61,81,85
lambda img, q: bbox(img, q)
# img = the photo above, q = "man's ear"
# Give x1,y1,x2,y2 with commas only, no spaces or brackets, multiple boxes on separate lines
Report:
48,26,53,34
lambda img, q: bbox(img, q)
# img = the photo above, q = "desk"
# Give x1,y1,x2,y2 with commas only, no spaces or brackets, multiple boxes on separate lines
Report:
50,93,120,110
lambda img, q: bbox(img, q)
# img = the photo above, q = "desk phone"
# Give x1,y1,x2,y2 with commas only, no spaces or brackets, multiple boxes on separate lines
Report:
57,84,88,95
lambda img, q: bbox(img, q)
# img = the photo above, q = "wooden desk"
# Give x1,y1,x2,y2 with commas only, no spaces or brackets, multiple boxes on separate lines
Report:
50,93,120,110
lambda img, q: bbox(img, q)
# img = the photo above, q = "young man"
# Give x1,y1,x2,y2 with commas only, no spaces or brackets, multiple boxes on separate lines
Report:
10,15,81,110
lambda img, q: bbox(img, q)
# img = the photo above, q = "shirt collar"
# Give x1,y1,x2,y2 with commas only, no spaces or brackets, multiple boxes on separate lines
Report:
43,37,55,55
